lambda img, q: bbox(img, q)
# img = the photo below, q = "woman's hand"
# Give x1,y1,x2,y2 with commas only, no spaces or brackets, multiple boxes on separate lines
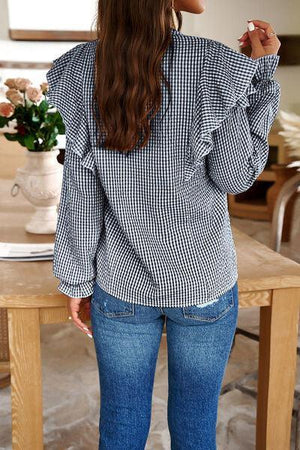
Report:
238,19,281,60
67,295,93,338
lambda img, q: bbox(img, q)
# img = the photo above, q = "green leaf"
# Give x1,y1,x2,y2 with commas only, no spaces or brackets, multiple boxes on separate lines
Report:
0,116,9,127
17,135,26,147
38,100,49,113
24,134,36,150
3,132,18,141
57,123,65,134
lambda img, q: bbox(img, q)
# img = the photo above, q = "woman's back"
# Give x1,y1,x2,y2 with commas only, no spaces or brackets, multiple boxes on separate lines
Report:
46,27,280,307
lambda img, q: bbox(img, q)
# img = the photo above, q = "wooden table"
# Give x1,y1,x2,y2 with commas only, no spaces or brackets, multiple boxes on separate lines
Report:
1,183,300,449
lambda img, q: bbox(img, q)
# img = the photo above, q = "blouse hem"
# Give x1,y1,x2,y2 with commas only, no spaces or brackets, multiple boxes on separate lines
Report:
94,269,239,308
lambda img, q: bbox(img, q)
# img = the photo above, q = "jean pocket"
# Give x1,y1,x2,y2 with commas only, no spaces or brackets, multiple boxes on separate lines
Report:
91,282,135,318
182,285,235,322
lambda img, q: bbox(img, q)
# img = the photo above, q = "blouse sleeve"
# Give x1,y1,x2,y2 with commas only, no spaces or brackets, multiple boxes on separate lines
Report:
46,43,105,298
46,44,83,131
203,40,281,195
52,146,104,298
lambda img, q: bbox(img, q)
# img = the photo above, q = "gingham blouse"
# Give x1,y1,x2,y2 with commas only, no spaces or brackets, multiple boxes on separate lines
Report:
46,28,281,307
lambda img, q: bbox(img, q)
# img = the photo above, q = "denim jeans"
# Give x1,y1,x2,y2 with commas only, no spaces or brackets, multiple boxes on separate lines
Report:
90,280,239,450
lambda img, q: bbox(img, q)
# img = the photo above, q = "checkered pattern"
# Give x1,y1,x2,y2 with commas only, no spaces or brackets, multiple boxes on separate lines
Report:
46,28,280,307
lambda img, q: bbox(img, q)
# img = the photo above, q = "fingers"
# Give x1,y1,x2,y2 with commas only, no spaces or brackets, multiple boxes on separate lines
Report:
247,19,275,38
237,20,280,59
72,308,92,335
68,297,93,338
238,28,266,48
82,297,91,315
246,22,265,56
238,28,267,42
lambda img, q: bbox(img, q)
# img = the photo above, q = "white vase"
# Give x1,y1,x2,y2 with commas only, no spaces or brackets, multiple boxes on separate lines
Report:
14,148,63,234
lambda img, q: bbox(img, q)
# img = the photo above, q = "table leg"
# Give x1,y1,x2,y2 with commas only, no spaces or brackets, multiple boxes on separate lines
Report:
7,308,43,450
256,287,299,449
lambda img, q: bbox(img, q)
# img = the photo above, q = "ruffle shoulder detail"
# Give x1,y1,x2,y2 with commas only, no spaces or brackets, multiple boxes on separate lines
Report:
194,39,259,142
186,39,260,180
46,41,98,175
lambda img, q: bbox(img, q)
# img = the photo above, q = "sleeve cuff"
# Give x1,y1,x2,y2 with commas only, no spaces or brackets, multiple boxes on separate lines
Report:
253,54,280,82
57,279,95,298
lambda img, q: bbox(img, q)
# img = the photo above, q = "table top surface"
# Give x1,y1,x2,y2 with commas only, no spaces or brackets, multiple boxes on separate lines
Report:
1,179,300,300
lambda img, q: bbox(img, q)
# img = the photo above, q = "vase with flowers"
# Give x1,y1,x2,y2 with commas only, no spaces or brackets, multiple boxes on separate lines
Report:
0,77,65,234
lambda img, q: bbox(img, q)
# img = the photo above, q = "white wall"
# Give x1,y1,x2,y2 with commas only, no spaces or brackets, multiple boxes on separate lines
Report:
0,0,299,112
7,0,97,31
0,0,9,40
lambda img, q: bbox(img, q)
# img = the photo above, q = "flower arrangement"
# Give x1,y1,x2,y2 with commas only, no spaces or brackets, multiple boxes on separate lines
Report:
0,77,65,151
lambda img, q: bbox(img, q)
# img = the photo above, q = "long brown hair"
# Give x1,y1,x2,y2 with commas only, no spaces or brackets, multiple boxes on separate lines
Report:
92,0,182,154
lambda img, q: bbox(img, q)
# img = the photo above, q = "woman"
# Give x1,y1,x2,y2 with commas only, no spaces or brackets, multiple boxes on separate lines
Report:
46,0,281,448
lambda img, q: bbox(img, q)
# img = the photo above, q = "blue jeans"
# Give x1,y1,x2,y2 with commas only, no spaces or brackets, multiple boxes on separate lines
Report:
90,280,239,450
